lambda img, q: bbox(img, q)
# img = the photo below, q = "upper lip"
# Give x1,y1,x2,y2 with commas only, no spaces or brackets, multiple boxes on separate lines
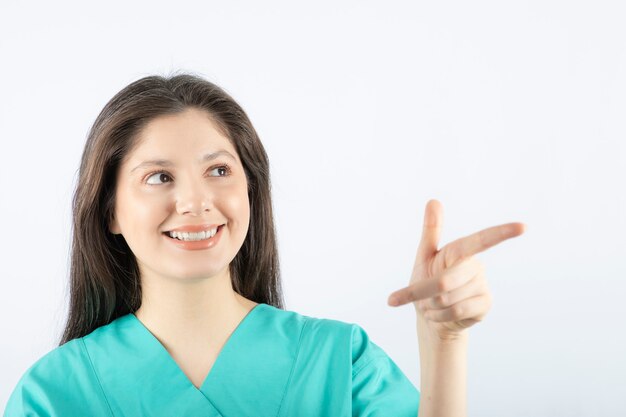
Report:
164,224,224,233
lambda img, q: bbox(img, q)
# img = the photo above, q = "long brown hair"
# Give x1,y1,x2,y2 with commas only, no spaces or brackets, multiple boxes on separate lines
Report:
60,72,285,345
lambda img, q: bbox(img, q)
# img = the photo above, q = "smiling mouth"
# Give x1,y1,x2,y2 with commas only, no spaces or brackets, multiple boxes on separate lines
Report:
162,224,224,241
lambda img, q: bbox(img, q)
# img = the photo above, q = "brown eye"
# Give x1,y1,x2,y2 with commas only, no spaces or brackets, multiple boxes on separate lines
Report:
145,172,172,185
209,165,231,177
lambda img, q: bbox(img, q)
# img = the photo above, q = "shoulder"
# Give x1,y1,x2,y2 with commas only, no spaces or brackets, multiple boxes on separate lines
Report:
4,338,112,416
268,305,379,366
274,306,416,388
15,315,134,382
266,304,357,338
11,338,86,385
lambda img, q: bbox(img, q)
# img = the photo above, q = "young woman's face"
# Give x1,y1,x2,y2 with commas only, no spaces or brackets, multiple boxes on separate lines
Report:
110,107,250,282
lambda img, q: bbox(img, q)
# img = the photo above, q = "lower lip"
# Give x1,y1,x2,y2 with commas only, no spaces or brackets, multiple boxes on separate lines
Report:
163,225,224,251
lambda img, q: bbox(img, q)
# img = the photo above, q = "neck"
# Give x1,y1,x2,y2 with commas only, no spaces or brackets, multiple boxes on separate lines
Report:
133,266,257,344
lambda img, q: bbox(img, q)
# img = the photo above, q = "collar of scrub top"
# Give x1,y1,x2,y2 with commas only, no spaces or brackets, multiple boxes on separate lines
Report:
81,303,305,416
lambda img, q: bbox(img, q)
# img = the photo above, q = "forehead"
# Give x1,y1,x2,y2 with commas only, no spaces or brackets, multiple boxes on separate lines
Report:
126,108,238,162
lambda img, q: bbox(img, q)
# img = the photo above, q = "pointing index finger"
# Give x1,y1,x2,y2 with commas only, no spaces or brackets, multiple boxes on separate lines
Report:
442,222,526,267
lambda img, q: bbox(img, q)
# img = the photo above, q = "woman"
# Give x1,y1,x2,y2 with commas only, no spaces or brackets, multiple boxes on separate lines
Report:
4,73,525,416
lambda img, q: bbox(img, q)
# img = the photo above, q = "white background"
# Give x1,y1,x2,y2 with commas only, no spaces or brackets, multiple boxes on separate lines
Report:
1,1,625,415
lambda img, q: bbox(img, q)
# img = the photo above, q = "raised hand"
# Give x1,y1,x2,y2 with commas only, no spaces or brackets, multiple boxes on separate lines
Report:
387,199,525,339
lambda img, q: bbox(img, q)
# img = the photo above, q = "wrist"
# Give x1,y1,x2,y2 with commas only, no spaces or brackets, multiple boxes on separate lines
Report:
416,316,469,349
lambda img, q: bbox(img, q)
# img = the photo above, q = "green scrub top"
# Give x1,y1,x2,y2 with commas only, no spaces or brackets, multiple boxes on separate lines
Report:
4,303,420,416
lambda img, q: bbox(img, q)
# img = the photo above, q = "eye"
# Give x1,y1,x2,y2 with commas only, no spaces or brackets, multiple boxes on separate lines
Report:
145,171,172,185
144,165,231,185
209,165,231,177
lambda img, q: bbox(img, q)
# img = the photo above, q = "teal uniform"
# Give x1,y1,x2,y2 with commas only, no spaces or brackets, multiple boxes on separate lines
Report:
4,303,420,416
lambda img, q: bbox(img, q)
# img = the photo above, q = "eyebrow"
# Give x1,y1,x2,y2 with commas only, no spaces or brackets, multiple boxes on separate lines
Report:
130,150,237,173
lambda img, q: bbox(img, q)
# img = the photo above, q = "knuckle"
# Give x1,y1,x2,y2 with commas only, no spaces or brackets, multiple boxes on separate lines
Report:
451,304,464,319
435,293,447,307
437,277,451,293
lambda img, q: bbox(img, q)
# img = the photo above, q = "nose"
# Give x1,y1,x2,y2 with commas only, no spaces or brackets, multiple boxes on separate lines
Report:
174,177,213,215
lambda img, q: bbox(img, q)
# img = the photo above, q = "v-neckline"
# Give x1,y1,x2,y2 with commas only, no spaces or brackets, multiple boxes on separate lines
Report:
129,303,265,391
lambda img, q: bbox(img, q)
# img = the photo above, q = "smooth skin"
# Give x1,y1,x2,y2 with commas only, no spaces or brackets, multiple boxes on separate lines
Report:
387,199,526,416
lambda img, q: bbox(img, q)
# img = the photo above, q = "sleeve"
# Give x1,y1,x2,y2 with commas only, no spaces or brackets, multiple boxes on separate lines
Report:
4,374,54,417
3,341,112,417
350,324,420,417
3,376,110,417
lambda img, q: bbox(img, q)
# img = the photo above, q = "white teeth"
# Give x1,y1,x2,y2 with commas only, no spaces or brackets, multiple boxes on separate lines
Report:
168,227,218,241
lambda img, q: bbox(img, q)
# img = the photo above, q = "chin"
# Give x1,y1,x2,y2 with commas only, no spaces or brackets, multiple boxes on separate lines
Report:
170,266,228,281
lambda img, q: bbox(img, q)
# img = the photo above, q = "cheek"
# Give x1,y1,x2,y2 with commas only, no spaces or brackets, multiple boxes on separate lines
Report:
218,185,250,225
117,190,167,234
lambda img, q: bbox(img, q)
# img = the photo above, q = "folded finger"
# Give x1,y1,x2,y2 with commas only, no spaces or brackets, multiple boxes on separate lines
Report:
388,256,482,306
423,294,492,322
423,272,487,310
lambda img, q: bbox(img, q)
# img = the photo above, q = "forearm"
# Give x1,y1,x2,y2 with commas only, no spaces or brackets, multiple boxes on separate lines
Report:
416,318,468,417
